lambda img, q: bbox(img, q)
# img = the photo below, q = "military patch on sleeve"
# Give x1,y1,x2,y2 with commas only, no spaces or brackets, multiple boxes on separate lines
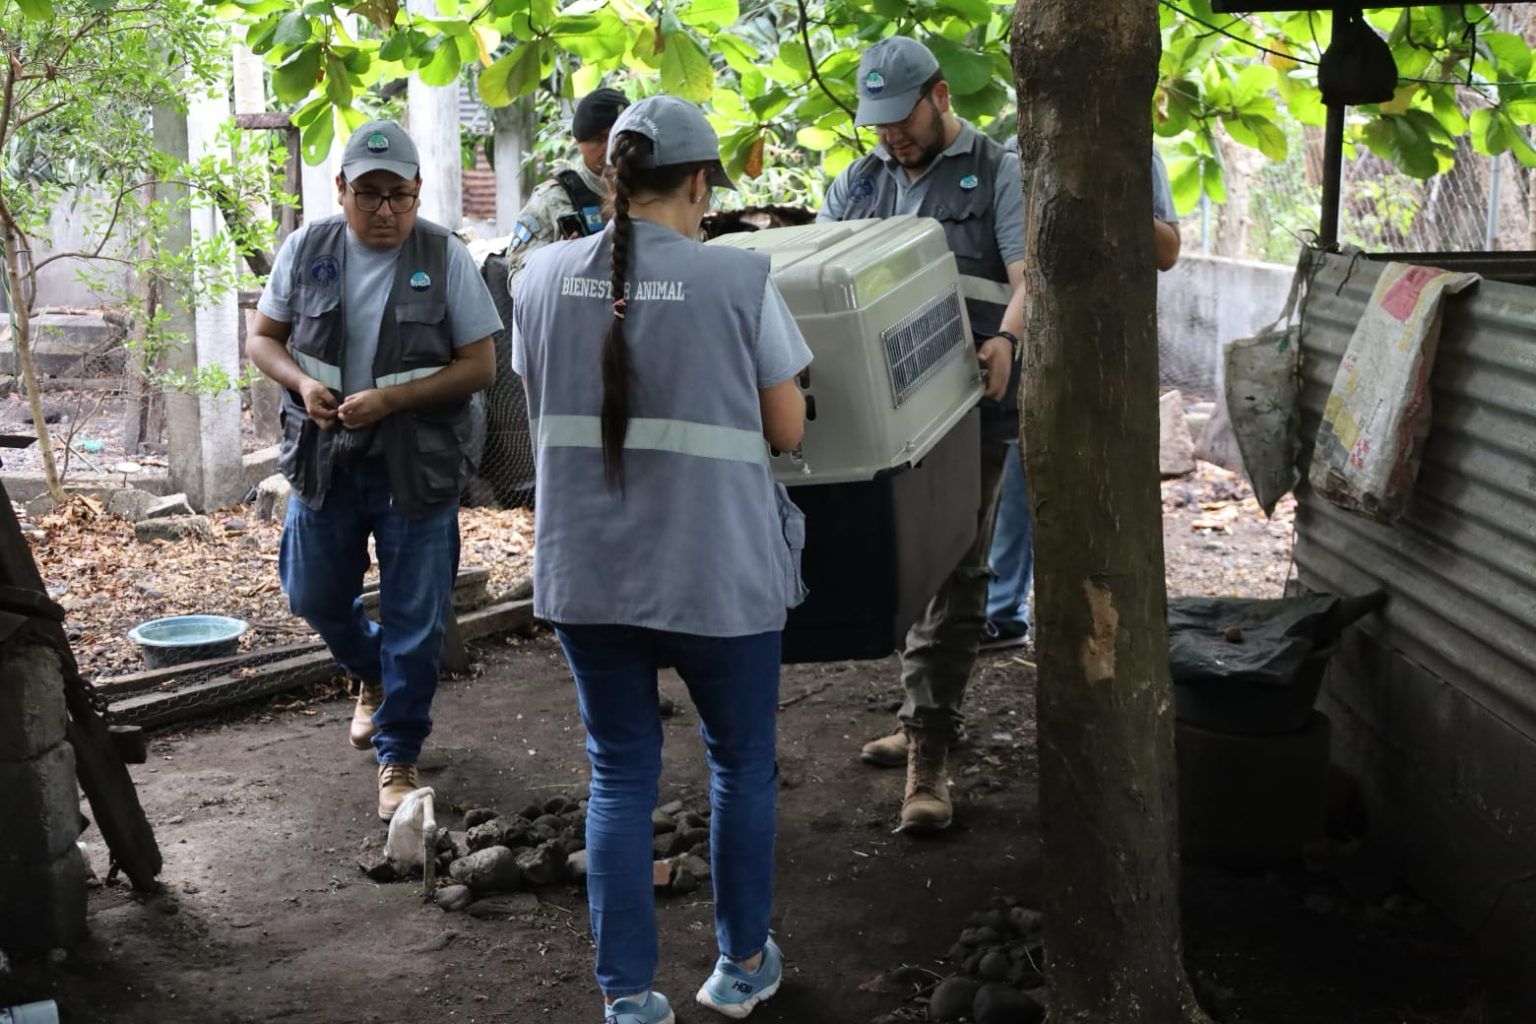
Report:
511,215,540,248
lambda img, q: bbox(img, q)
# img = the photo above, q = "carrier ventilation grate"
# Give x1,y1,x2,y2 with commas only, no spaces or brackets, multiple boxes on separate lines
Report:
880,288,965,407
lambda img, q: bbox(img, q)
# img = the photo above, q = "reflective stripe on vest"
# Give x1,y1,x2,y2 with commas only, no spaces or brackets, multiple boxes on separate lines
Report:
375,365,447,389
959,275,1014,307
292,350,342,391
534,415,768,465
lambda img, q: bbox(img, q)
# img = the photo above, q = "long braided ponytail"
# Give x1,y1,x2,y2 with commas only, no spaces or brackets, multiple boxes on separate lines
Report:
600,137,637,489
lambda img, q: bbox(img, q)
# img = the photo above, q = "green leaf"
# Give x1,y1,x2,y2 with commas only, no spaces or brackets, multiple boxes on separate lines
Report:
936,0,990,21
950,80,1009,123
325,55,354,105
924,34,991,96
1168,155,1202,216
660,30,714,102
247,13,284,55
274,10,314,46
572,62,605,95
301,109,337,165
418,37,463,86
1229,63,1277,108
478,42,542,106
796,126,837,151
378,30,417,63
15,0,57,19
679,0,737,30
715,34,758,77
272,44,323,103
292,95,330,127
778,41,810,76
1482,31,1533,80
552,11,627,60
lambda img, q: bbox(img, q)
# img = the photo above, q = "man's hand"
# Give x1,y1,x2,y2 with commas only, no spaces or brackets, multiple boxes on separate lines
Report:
338,388,396,429
977,336,1014,402
299,378,339,430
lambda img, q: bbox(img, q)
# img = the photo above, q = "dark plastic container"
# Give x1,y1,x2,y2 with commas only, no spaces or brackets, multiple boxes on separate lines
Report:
782,408,980,663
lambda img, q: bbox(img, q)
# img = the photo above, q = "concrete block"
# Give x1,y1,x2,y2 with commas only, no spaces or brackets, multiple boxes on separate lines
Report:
0,314,123,377
133,514,211,543
0,844,88,952
242,444,281,493
104,487,160,522
1159,390,1196,478
0,742,81,863
254,473,292,523
0,472,173,504
142,492,194,520
0,644,67,760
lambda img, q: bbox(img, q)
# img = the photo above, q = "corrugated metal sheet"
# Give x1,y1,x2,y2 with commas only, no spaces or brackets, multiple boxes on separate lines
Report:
1294,251,1536,735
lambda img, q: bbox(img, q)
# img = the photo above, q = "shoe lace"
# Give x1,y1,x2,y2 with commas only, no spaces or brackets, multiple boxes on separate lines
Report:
380,763,417,788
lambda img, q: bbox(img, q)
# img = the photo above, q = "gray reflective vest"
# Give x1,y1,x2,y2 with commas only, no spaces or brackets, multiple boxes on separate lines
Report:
277,215,473,517
834,132,1018,437
514,219,806,636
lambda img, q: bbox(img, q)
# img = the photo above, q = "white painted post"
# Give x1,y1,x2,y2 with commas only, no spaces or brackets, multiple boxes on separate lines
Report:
492,99,534,234
406,0,464,229
153,69,245,512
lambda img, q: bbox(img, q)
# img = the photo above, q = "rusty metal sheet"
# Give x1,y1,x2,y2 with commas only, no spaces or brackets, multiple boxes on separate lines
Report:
1294,251,1536,735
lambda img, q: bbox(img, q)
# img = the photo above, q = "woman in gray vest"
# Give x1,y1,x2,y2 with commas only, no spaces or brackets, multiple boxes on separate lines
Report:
511,96,811,1024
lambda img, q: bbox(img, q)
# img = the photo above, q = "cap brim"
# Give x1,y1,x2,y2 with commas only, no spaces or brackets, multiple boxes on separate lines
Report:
342,157,419,181
707,165,737,190
854,90,921,127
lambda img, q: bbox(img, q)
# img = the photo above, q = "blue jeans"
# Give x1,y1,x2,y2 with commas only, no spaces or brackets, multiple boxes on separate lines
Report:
985,440,1034,636
554,624,781,999
279,459,459,764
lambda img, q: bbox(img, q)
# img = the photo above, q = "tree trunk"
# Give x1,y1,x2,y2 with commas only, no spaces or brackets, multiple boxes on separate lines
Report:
3,226,66,504
1011,3,1208,1022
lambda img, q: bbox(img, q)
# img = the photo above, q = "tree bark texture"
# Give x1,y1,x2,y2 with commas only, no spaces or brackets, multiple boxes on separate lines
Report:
1012,3,1207,1021
3,227,66,503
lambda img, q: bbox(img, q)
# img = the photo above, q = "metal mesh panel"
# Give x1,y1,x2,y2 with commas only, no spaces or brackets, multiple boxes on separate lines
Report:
881,288,965,406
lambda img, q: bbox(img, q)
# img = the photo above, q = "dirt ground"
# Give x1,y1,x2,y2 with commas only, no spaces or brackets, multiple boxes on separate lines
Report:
1,465,1517,1023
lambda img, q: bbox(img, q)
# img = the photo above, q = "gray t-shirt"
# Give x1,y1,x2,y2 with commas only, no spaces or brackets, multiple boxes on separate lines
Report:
1151,152,1178,224
818,120,1027,267
259,222,504,396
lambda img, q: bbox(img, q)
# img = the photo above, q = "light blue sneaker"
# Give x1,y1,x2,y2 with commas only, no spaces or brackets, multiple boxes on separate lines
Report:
694,937,783,1019
605,991,674,1024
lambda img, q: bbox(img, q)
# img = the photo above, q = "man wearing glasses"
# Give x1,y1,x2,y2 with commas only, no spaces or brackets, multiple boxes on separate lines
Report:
248,119,501,821
818,37,1028,835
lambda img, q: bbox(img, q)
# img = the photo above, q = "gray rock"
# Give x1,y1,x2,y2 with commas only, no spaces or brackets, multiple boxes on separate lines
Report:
675,827,709,850
463,807,498,829
533,814,566,834
435,884,474,911
518,802,546,822
673,853,710,880
133,514,211,543
1007,906,1043,937
467,820,507,852
465,893,527,920
972,926,1002,947
977,950,1010,981
972,983,1044,1024
1160,390,1197,478
254,474,291,523
448,846,521,894
223,516,248,534
357,848,396,883
24,495,55,519
658,800,685,816
515,840,564,887
542,795,573,815
653,832,682,860
566,849,588,881
444,831,471,862
679,811,708,830
142,492,195,520
928,976,981,1022
669,866,699,895
652,808,678,834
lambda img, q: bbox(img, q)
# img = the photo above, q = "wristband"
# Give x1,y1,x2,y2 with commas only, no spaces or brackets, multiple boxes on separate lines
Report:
994,330,1021,359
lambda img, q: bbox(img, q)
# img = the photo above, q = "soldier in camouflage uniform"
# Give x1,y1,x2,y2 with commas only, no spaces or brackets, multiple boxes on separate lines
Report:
505,87,630,297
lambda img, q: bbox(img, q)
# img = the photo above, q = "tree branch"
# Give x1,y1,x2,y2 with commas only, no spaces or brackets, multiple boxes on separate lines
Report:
794,0,860,138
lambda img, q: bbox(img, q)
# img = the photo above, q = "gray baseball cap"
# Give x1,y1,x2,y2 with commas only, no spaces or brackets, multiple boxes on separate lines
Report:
341,120,420,181
608,95,735,190
854,37,942,126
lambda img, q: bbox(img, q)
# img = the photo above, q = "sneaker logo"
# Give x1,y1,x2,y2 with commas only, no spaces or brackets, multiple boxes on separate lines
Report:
732,980,755,994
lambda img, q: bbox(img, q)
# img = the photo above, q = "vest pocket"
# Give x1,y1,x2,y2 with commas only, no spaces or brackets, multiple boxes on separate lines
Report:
774,483,809,610
413,413,465,504
395,302,451,363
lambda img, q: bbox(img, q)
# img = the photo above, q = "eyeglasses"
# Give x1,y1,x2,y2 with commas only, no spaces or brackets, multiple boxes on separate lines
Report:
348,186,419,214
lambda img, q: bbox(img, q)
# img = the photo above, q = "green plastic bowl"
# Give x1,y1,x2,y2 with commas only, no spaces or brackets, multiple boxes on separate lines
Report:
127,615,248,668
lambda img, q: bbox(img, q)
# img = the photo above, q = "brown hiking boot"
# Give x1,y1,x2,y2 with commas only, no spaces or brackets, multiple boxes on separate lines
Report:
377,763,419,821
349,682,384,751
860,729,908,767
899,727,952,833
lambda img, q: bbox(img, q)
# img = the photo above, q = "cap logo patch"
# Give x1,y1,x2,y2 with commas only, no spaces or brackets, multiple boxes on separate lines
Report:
309,254,340,286
960,174,979,190
366,132,390,152
409,271,431,291
864,70,885,94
